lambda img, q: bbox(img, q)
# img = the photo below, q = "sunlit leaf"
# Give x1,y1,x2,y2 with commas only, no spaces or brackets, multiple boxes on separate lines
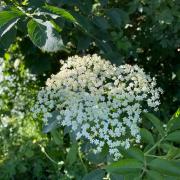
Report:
27,19,64,52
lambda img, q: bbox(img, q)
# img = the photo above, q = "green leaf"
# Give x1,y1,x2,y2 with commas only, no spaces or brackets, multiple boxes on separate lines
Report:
140,128,154,145
0,26,16,49
149,159,180,176
49,19,62,33
146,170,163,180
124,173,141,180
121,147,144,162
44,4,76,23
77,34,91,51
105,159,143,175
0,18,19,38
106,8,129,28
82,169,106,180
42,111,59,133
27,19,64,52
93,16,109,30
72,12,93,32
167,108,180,132
66,143,78,165
51,129,63,146
165,130,180,143
166,146,180,159
110,174,124,180
143,113,164,136
0,9,23,28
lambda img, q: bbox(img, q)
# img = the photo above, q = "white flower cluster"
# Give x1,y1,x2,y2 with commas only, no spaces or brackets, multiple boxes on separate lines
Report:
33,54,163,160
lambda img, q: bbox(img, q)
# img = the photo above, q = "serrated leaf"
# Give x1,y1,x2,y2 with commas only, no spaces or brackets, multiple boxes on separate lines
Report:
140,128,154,145
105,159,143,174
167,108,180,132
143,113,164,136
42,111,59,133
44,4,76,23
165,130,180,143
82,169,106,180
27,19,64,52
149,159,180,176
66,143,78,165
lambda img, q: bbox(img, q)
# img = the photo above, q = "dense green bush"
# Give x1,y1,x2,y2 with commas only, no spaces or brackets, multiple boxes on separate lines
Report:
0,0,180,179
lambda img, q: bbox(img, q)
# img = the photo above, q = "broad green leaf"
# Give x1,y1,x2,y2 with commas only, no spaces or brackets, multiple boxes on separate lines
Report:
0,26,16,49
27,19,64,52
143,113,164,136
66,143,78,165
124,173,141,180
149,159,180,176
0,18,19,38
167,108,180,132
44,4,76,23
120,147,144,162
42,111,59,133
82,169,106,180
110,174,124,180
0,9,23,28
146,170,163,180
105,159,143,174
140,128,154,145
165,130,180,143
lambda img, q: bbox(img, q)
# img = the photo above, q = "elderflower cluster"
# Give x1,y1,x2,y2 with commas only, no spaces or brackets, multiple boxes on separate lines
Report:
33,54,163,160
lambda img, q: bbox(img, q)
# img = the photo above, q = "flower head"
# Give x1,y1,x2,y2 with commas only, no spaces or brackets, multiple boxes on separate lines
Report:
33,54,162,160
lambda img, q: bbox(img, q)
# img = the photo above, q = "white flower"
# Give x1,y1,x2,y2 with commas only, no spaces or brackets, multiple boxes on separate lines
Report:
33,54,162,160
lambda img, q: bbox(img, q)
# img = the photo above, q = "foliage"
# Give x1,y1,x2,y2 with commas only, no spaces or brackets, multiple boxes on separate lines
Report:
106,108,180,179
0,0,180,179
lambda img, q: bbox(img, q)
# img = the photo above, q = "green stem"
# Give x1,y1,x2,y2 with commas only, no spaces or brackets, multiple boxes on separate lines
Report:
78,148,88,173
145,137,165,155
139,157,147,179
145,154,165,158
39,145,59,165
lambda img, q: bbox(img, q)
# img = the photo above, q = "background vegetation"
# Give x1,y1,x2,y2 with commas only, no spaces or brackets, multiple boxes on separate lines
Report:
0,0,179,179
